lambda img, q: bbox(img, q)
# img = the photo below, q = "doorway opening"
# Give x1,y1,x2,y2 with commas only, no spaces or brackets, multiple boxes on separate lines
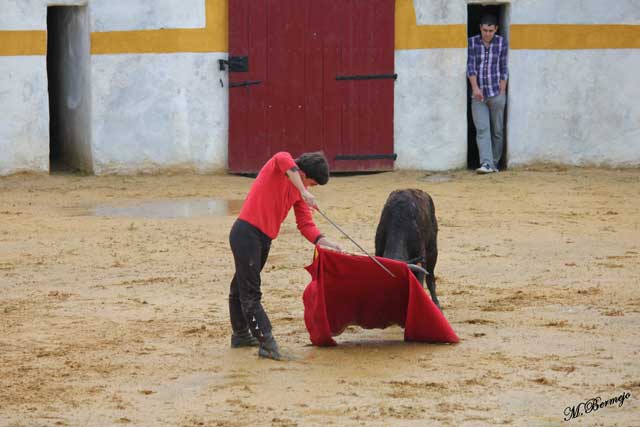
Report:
466,2,510,170
47,5,92,173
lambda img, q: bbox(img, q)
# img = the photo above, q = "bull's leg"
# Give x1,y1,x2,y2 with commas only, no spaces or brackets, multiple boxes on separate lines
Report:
426,272,440,310
425,245,441,310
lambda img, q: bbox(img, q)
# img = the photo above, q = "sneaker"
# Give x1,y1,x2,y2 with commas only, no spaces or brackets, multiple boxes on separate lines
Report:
231,329,259,348
476,163,494,174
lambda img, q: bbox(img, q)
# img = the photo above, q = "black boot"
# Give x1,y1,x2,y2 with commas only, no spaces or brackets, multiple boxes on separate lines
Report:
229,297,258,348
231,329,259,348
258,333,283,361
242,303,283,360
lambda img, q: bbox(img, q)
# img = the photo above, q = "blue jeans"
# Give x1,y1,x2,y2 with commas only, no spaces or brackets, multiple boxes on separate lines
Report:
471,93,506,168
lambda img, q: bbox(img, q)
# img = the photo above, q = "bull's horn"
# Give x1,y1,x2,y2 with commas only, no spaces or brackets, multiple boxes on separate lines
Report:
407,264,429,276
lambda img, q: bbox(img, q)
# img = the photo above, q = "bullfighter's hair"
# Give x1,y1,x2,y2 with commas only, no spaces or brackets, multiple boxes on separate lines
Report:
295,151,330,185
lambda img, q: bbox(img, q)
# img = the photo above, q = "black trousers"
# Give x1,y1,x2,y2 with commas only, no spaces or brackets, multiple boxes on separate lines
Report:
228,219,273,341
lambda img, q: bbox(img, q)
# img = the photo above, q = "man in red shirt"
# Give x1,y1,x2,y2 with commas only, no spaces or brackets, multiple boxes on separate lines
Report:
229,151,341,360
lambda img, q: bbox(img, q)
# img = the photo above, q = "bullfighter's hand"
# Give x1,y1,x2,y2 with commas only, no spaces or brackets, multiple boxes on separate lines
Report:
317,237,342,252
301,189,318,210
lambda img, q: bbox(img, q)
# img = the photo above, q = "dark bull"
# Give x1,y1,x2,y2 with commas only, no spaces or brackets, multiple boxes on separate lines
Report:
375,189,441,309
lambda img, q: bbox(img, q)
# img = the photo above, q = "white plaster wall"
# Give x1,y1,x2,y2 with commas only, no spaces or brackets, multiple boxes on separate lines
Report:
394,49,468,171
414,0,466,25
0,0,203,31
511,0,640,24
91,53,228,175
0,0,87,30
0,57,49,175
90,0,205,31
394,0,467,171
508,50,640,167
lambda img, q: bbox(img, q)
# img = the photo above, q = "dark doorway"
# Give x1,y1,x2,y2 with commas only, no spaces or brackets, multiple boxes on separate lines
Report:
466,3,509,170
47,6,92,173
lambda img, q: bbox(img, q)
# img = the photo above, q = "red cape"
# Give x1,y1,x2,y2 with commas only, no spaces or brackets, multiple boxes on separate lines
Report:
303,246,459,346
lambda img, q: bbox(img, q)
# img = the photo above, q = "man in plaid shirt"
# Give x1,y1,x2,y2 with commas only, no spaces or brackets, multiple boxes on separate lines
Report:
467,14,509,174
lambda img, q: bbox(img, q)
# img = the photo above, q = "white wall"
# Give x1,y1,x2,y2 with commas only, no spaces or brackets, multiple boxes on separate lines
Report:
0,57,49,175
394,0,468,171
400,0,640,170
414,0,466,24
0,1,74,175
0,0,204,31
0,0,226,175
88,0,226,174
394,49,467,170
508,0,640,167
511,0,640,24
0,0,87,30
91,53,227,174
508,51,640,167
90,0,204,31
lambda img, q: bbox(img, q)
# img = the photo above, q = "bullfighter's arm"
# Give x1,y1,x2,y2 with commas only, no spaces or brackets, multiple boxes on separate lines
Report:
285,167,318,210
292,200,342,251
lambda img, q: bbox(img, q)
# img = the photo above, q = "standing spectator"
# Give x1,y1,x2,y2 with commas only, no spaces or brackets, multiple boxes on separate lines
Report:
467,14,509,174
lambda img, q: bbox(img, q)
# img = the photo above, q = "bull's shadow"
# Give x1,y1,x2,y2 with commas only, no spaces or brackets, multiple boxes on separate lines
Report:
301,334,454,357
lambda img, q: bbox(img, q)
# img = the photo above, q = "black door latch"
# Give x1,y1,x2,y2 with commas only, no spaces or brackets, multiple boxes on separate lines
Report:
219,56,249,72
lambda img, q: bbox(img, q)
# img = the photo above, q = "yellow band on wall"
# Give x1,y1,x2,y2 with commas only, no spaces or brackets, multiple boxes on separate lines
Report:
511,24,640,49
1,0,640,56
91,0,227,54
0,30,46,56
0,0,227,56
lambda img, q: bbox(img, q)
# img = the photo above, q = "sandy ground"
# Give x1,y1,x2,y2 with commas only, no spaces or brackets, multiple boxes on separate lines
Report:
1,167,639,427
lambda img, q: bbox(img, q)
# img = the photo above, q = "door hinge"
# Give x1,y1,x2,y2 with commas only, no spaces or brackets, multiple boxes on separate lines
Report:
229,80,262,88
335,154,397,161
336,73,397,81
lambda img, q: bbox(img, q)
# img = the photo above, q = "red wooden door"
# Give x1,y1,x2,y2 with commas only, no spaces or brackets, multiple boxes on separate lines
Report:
228,0,395,173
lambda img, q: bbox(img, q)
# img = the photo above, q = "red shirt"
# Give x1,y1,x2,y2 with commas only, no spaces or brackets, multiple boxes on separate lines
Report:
238,152,322,243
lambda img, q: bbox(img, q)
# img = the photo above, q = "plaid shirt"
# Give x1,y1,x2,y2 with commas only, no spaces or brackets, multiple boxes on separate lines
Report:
467,34,508,98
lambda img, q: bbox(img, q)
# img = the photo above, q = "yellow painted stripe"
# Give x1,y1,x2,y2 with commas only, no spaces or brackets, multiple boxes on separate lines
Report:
91,0,226,54
0,30,46,56
511,24,640,49
0,0,227,56
2,1,640,55
395,0,466,49
91,28,216,54
396,24,467,49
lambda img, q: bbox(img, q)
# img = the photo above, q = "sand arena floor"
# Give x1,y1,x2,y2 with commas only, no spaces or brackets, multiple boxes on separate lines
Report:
1,167,639,426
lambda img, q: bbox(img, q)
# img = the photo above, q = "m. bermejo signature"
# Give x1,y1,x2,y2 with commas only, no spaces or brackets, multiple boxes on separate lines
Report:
564,391,631,421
